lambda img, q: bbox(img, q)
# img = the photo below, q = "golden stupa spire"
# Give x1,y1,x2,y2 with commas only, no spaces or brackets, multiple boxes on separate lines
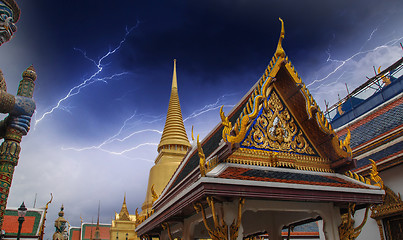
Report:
157,59,190,152
118,193,130,221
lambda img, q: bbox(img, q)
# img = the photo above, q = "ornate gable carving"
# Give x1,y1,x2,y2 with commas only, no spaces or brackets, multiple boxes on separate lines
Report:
219,18,352,172
242,89,317,156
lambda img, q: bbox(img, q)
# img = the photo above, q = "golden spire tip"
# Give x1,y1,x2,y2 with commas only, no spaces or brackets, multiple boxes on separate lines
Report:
172,59,178,89
275,18,286,59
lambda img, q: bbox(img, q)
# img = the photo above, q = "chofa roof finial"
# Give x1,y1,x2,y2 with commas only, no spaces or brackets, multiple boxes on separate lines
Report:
275,18,286,59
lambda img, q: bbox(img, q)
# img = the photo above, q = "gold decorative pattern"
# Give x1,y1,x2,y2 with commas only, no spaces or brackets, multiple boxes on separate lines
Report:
151,184,158,203
140,234,150,240
371,186,403,219
275,18,286,59
219,18,351,161
369,159,384,189
220,105,253,145
339,129,352,155
161,222,174,240
338,203,369,240
229,198,245,240
378,66,391,86
193,197,244,240
345,159,384,189
242,90,316,156
197,135,206,177
227,148,332,172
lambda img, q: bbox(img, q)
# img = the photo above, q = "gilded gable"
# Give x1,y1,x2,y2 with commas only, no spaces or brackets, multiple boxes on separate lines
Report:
241,89,317,156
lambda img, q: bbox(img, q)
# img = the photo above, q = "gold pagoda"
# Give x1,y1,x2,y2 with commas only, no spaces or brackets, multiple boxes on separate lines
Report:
141,59,191,215
110,195,137,240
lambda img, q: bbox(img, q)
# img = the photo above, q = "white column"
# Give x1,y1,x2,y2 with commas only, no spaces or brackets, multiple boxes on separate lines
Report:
317,203,341,240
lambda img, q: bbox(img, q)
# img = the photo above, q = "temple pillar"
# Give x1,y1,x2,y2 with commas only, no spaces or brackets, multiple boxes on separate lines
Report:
316,203,341,240
182,217,195,239
265,216,283,240
223,199,244,240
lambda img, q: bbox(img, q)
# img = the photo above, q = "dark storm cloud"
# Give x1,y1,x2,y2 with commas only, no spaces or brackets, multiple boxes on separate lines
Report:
116,0,403,85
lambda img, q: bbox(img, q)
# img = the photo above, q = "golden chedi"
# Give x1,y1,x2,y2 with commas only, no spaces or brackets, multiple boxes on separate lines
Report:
141,60,190,214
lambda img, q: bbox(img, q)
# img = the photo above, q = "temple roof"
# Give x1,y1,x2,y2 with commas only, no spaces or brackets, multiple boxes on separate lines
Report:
336,90,403,174
118,194,130,221
69,227,81,240
331,56,403,174
217,165,373,190
2,208,45,237
160,19,355,198
135,20,386,236
157,59,190,152
81,223,111,240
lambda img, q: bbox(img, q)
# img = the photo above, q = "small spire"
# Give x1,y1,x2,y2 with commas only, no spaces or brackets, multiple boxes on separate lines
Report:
96,201,100,229
118,194,130,221
275,18,286,59
172,59,177,89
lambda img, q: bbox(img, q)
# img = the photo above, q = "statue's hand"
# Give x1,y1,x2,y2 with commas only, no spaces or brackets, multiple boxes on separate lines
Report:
11,96,36,116
8,115,31,135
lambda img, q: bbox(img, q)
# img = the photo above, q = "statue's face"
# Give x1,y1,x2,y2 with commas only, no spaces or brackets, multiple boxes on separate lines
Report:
0,2,16,45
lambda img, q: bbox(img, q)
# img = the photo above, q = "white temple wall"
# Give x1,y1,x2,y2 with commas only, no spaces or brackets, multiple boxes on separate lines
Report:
355,165,403,240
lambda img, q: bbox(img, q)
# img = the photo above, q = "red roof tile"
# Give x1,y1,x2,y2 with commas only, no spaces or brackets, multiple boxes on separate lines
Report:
82,224,110,240
219,167,370,189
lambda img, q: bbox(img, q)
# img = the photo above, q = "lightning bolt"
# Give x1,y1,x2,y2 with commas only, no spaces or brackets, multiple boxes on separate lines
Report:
309,71,346,92
307,35,403,88
183,93,238,122
61,112,162,159
63,93,238,158
359,27,378,51
34,23,140,126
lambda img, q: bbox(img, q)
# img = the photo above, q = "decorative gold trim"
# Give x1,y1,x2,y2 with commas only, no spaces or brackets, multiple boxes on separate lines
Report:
227,148,333,172
338,203,369,240
369,159,384,189
151,184,159,202
197,135,206,177
371,186,403,219
378,66,391,86
38,193,53,240
220,106,252,145
161,222,174,240
345,160,385,188
230,198,245,240
375,219,385,240
140,234,150,240
193,197,245,240
242,89,317,156
275,18,286,59
339,129,352,156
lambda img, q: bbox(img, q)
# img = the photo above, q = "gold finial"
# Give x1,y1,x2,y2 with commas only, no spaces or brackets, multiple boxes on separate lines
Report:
172,59,177,89
191,126,195,141
197,134,206,177
275,18,286,59
369,159,384,189
378,66,391,86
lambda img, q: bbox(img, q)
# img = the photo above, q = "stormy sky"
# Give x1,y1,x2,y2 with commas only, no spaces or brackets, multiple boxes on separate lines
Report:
0,0,402,239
